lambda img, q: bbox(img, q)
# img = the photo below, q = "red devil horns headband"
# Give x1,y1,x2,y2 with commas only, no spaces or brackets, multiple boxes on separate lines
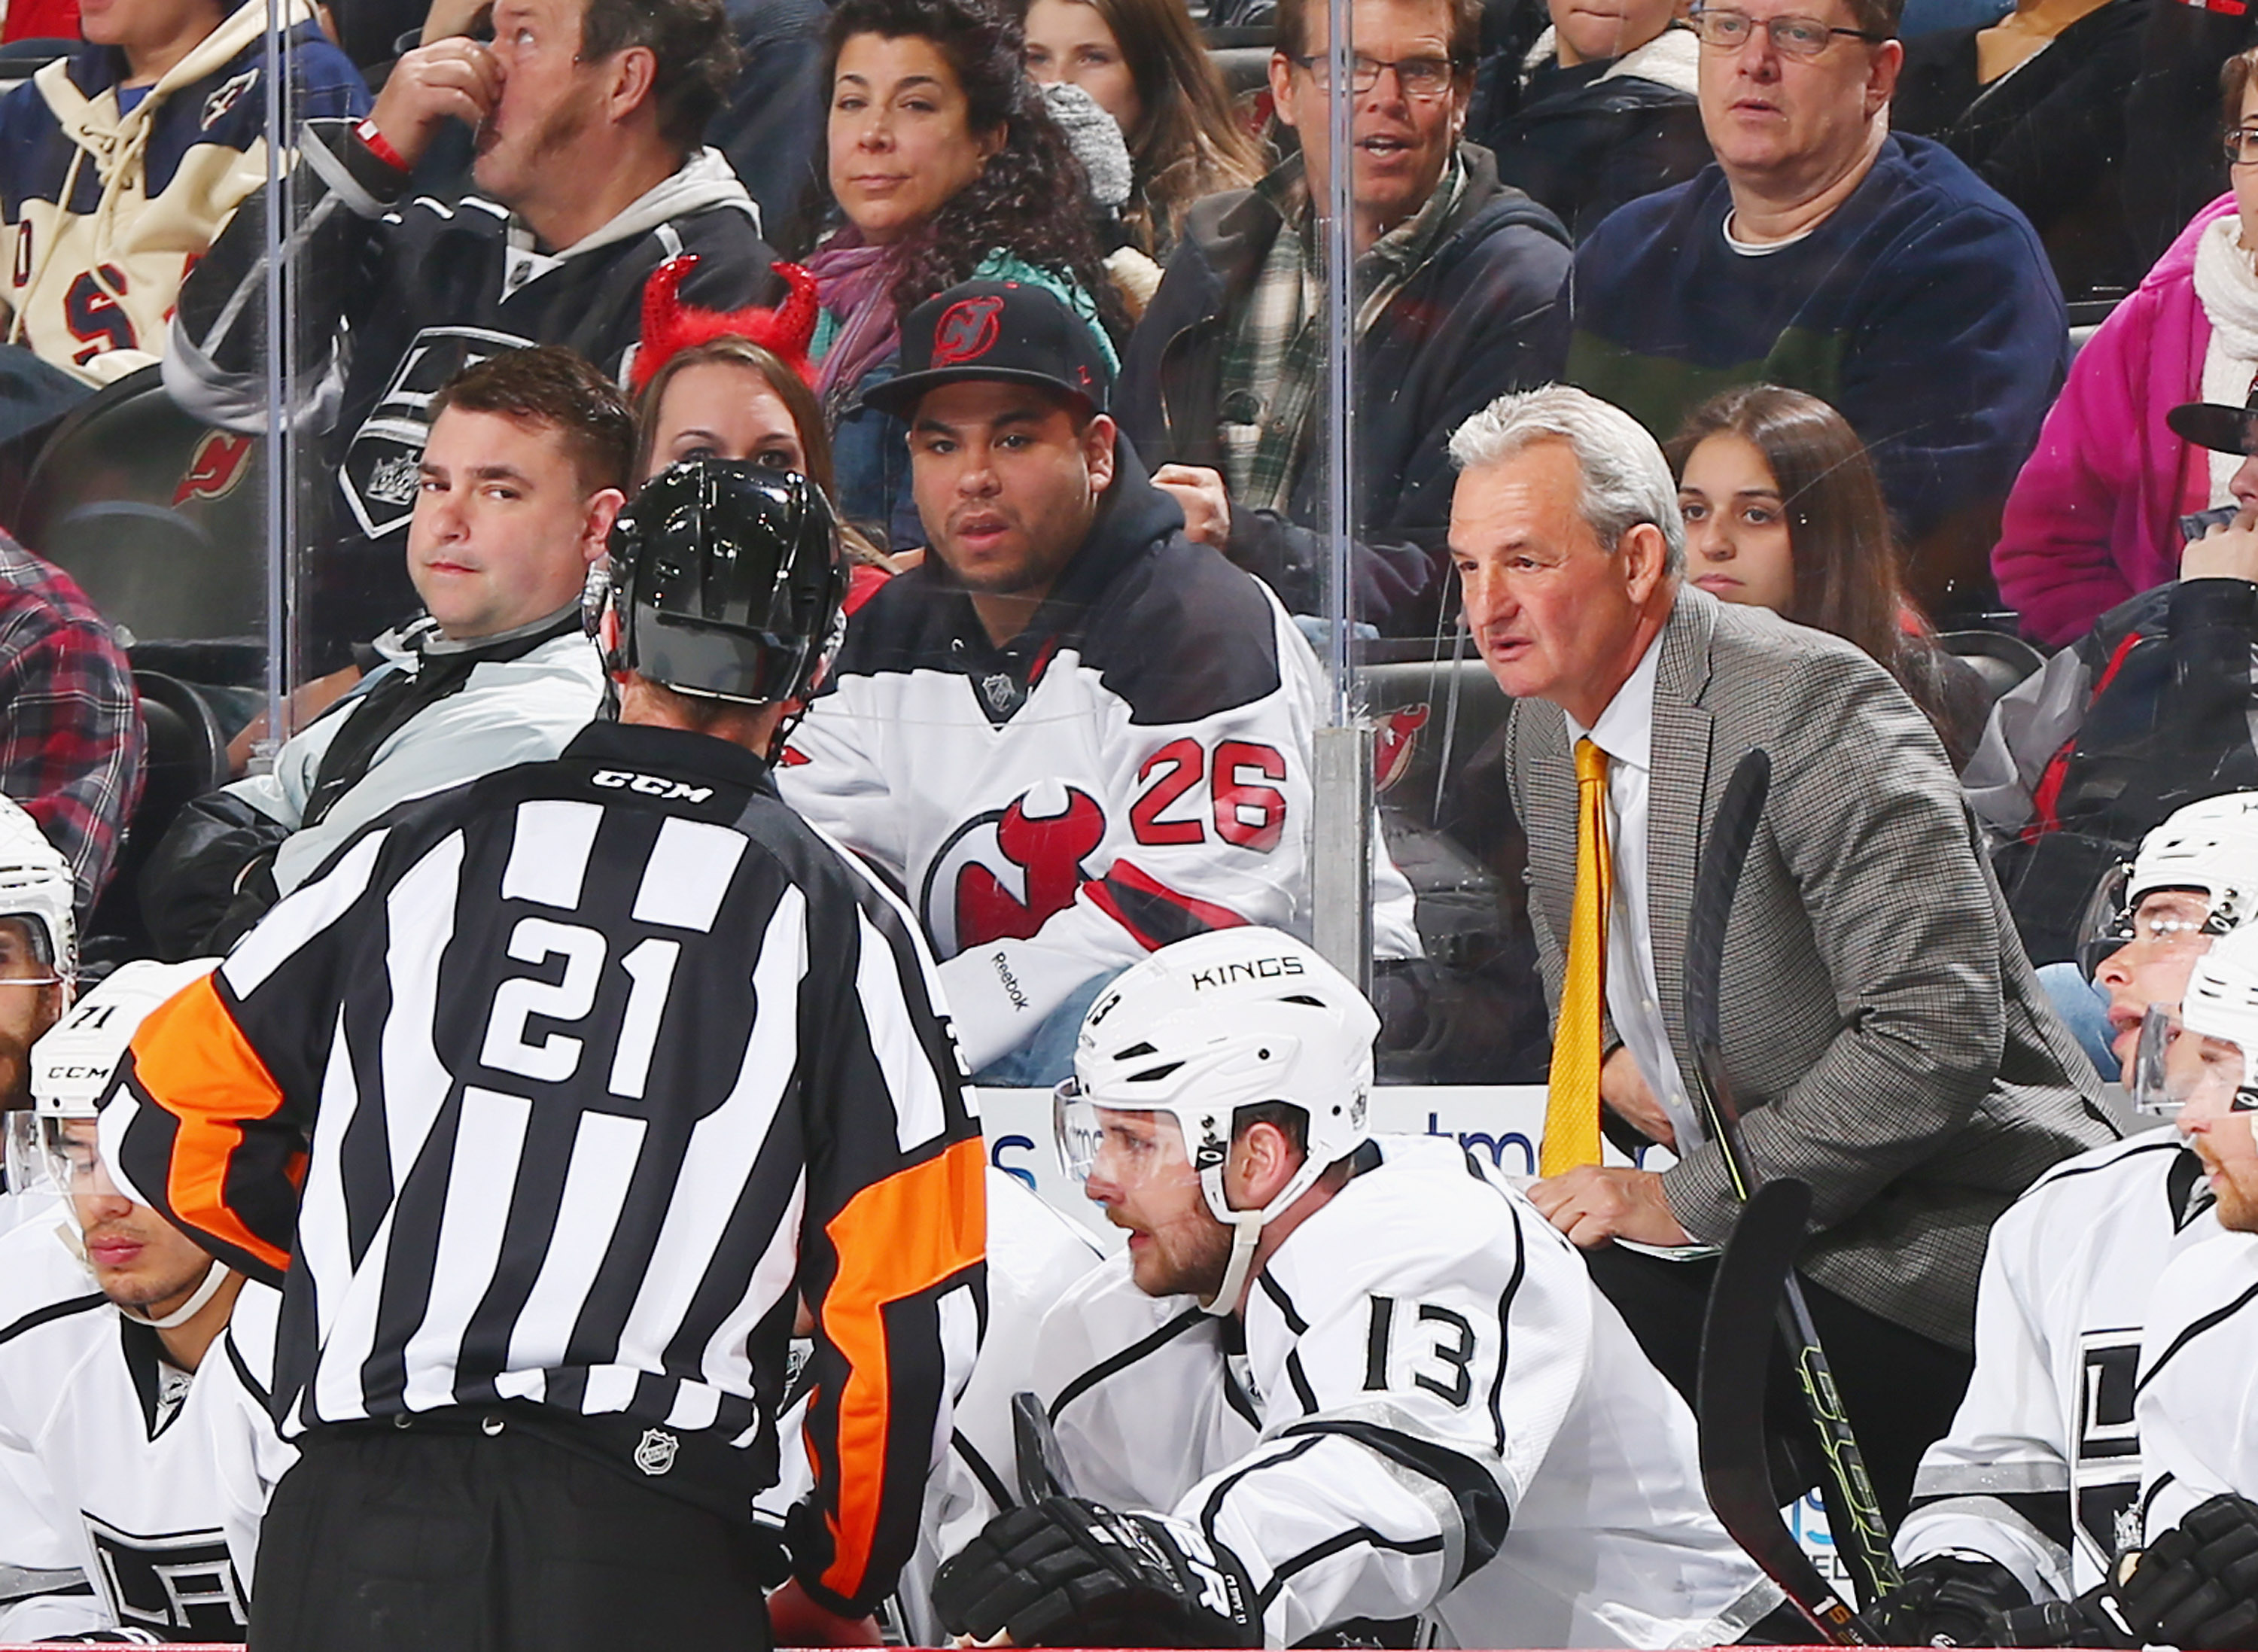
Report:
631,254,820,394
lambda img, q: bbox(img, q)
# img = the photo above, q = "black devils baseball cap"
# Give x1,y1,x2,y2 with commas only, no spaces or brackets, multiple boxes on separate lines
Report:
864,279,1113,420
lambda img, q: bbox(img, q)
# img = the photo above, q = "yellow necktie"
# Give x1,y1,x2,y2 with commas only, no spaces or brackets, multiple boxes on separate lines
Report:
1542,737,1611,1176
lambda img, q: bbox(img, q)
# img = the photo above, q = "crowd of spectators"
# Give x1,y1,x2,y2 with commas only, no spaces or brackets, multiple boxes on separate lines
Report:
8,0,2258,1637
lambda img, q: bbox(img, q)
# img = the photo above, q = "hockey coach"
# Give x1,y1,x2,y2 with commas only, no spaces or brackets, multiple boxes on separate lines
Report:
96,460,986,1649
1450,385,2115,1524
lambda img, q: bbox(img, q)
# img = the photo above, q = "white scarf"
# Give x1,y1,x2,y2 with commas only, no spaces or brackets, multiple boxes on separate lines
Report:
2195,213,2258,504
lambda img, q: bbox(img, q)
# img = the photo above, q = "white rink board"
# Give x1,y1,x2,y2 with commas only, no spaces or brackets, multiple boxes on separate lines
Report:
973,1083,1843,1573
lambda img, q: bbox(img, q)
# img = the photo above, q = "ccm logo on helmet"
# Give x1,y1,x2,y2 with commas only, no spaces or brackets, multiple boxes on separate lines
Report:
591,771,714,803
41,1064,108,1080
1188,956,1307,990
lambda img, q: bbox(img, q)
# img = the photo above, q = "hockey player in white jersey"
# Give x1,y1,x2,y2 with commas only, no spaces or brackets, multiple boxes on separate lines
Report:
931,927,1782,1649
0,796,73,1154
0,958,281,1642
1879,796,2258,1643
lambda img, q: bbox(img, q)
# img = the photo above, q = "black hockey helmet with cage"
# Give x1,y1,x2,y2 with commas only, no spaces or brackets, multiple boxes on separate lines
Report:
607,459,847,705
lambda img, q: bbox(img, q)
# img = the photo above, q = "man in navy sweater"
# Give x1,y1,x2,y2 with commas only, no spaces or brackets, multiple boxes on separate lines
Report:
1564,0,2065,618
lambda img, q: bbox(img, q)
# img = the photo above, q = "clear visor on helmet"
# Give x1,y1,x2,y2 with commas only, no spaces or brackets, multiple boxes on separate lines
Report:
1053,1081,1201,1196
2129,1007,2258,1118
2078,870,2229,980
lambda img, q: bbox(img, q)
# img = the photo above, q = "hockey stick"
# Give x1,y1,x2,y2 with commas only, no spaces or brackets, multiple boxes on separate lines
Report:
1011,1390,1079,1506
1684,747,1900,1613
1699,1177,1876,1644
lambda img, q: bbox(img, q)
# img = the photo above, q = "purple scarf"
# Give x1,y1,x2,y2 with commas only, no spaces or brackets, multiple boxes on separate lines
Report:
808,229,909,410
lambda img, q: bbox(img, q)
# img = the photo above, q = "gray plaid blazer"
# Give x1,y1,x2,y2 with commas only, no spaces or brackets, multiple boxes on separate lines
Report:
1508,585,2117,1349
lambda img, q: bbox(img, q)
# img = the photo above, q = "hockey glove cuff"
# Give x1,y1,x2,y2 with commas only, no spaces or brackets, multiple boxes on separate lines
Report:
2117,1492,2258,1649
933,1496,1261,1648
1870,1551,2033,1646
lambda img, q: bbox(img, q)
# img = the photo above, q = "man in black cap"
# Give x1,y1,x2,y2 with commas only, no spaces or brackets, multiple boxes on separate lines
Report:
1967,379,2258,975
780,278,1414,1085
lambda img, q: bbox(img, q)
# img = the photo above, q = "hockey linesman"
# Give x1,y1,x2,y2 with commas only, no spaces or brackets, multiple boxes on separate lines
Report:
99,459,986,1650
0,958,278,1643
1881,794,2258,1644
933,926,1786,1650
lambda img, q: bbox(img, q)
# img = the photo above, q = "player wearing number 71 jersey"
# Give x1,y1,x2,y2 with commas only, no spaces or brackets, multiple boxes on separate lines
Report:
777,279,1416,1084
97,458,986,1651
933,928,1785,1650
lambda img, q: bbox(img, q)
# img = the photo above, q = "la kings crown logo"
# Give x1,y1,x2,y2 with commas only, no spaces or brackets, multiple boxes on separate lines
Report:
343,327,537,540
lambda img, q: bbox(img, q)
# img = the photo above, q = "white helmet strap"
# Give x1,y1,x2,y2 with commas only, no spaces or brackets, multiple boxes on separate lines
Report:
1194,1146,1331,1316
118,1258,228,1331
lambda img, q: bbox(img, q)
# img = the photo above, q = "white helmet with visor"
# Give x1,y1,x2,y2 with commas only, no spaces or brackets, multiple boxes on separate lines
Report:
1054,927,1380,1315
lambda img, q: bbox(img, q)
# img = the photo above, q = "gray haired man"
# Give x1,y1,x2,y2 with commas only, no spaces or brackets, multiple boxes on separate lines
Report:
1449,384,2113,1526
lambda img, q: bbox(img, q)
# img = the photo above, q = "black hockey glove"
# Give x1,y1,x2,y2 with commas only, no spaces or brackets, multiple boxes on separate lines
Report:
2117,1492,2258,1649
933,1496,1261,1647
1869,1552,2032,1646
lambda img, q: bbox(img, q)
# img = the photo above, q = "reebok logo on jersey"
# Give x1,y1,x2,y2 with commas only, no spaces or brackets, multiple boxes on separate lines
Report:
592,770,715,803
992,951,1030,1013
1188,956,1307,990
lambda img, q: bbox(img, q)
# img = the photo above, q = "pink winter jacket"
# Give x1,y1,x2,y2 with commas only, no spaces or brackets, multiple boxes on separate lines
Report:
1992,194,2238,647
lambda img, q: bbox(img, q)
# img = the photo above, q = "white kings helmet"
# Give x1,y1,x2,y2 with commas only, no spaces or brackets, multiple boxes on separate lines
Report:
2182,924,2258,1100
20,960,229,1329
2130,793,2258,917
1056,926,1380,1315
0,796,73,982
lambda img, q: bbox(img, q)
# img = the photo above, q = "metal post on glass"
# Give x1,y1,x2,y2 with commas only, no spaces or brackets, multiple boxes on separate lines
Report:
1307,0,1374,990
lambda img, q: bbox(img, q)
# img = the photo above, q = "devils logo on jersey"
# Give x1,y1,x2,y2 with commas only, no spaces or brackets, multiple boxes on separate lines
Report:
920,786,1108,956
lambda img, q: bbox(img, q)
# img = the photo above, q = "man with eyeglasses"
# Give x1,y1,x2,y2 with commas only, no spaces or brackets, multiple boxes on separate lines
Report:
1877,795,2258,1646
1114,0,1573,637
1967,382,2258,978
161,0,778,677
1563,0,2066,622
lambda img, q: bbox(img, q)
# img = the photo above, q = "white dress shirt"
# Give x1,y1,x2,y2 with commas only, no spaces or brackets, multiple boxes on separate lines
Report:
1563,635,1706,1153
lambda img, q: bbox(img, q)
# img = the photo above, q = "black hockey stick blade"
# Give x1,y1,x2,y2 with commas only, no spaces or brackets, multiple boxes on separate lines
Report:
1685,747,1773,1201
1011,1391,1079,1506
1698,1177,1878,1646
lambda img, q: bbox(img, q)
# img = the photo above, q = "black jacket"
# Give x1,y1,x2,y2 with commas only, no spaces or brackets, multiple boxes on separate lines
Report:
1115,142,1570,637
1476,29,1712,242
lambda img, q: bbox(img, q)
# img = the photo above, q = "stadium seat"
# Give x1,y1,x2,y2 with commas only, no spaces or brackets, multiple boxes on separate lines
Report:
16,365,270,656
85,669,227,957
0,36,71,89
1940,628,2048,710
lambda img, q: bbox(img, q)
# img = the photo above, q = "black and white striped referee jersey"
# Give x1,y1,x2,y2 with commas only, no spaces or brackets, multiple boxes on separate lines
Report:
99,719,987,1614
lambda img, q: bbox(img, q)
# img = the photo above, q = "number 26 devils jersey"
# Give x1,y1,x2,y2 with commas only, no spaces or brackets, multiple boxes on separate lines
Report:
779,452,1417,1074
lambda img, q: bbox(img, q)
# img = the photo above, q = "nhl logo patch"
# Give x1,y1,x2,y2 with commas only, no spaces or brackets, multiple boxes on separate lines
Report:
633,1428,679,1476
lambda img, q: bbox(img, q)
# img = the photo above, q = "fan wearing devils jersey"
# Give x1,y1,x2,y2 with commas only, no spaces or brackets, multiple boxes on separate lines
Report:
0,960,278,1644
778,279,1414,1082
1881,797,2258,1642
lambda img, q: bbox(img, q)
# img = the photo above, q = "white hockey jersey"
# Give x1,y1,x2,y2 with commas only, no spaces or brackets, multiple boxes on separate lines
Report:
1897,1130,2215,1599
778,454,1417,1073
0,1217,288,1642
1030,1134,1779,1648
761,1170,1103,1641
2136,1226,2258,1541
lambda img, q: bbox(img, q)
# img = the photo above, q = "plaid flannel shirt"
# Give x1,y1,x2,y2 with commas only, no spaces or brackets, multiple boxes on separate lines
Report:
1217,153,1468,516
0,537,144,926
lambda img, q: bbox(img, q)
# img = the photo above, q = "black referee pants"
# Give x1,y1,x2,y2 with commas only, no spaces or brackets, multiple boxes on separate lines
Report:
1583,1242,1974,1529
249,1414,776,1652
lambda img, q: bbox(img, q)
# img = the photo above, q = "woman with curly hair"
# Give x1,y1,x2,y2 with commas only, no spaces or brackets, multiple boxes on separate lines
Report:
811,0,1118,548
1015,0,1265,260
